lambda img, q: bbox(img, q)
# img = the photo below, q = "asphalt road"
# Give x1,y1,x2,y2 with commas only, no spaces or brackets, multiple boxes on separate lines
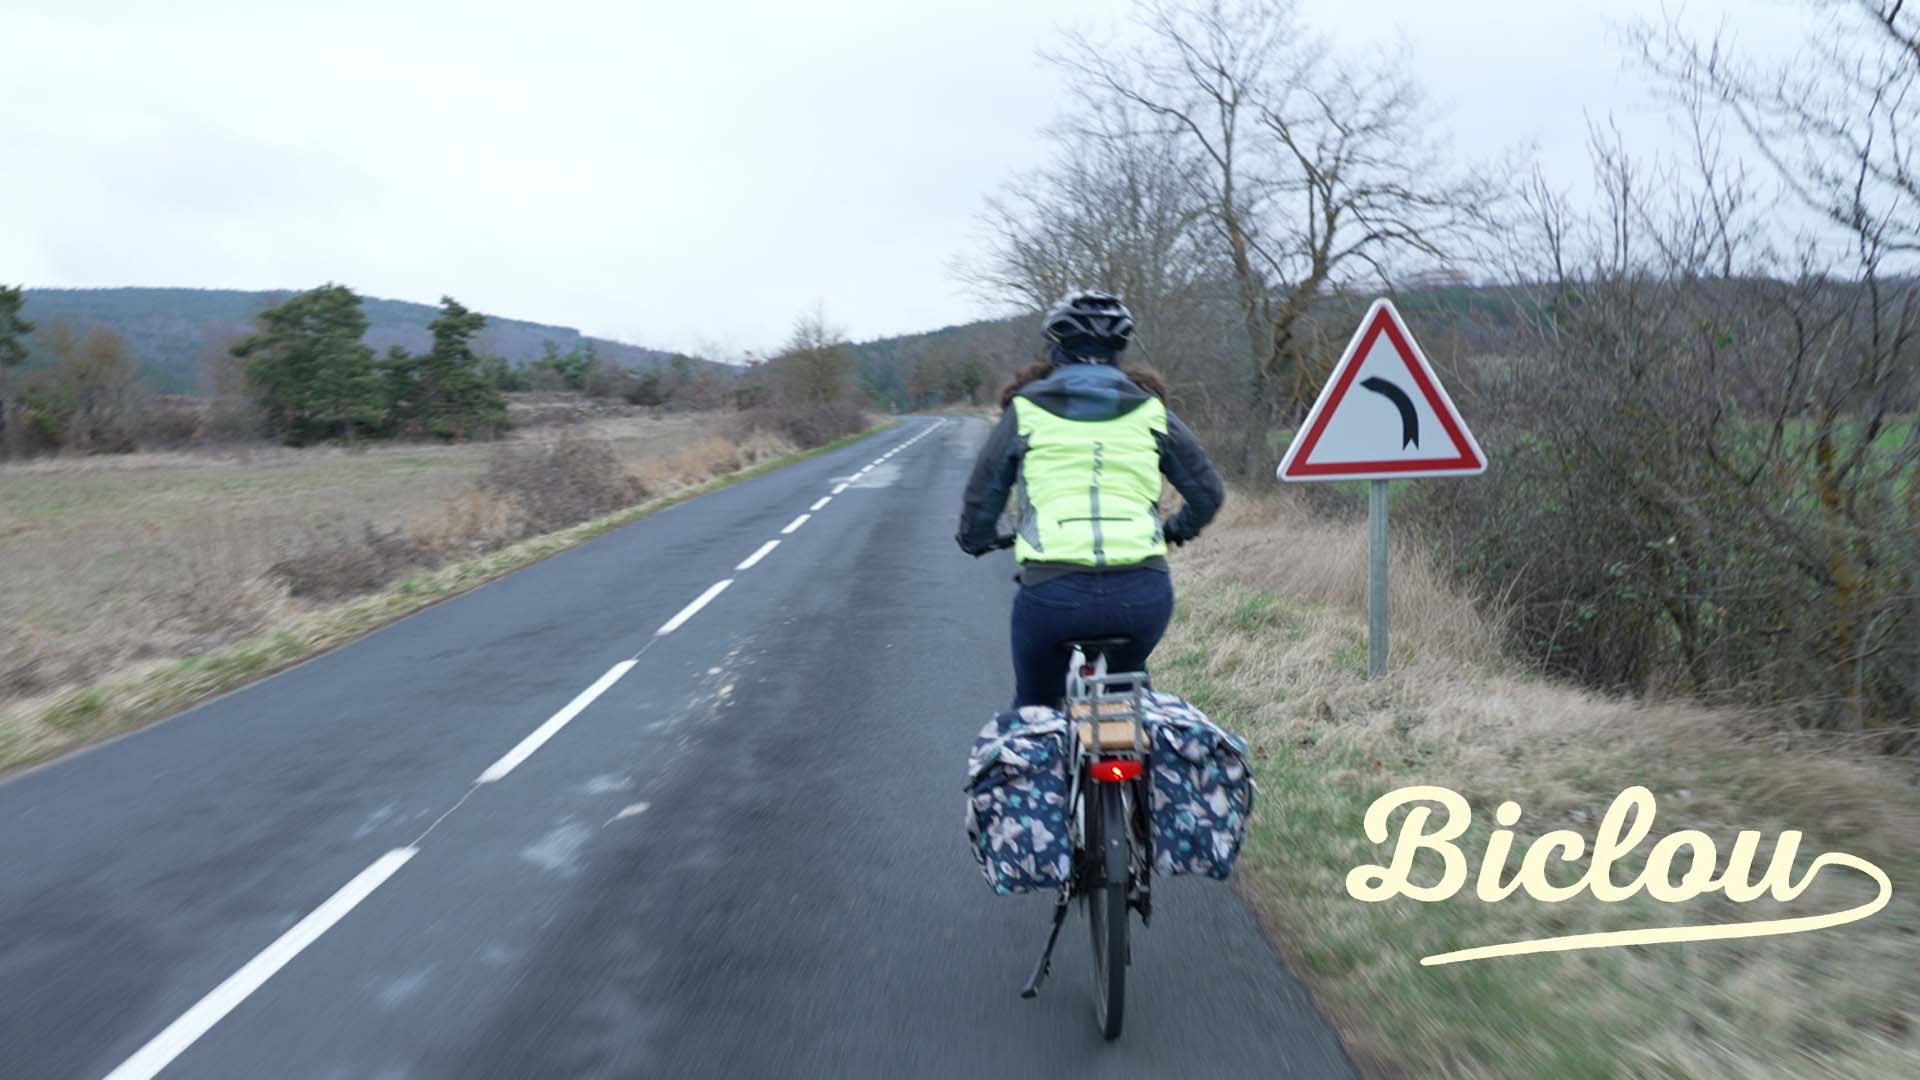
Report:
0,417,1354,1080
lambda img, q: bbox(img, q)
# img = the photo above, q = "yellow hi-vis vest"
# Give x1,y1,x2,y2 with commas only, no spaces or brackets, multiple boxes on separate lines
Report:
1010,395,1167,566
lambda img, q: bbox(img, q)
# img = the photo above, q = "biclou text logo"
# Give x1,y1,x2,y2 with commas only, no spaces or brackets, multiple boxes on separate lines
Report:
1345,785,1893,966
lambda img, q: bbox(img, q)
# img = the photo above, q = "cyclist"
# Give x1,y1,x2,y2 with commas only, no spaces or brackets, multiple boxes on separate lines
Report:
956,290,1225,709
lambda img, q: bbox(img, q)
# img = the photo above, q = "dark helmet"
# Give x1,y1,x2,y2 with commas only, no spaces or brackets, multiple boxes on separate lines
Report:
1043,290,1134,353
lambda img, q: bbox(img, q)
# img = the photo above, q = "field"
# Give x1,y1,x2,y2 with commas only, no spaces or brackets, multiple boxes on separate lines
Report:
1159,491,1919,1078
0,413,816,768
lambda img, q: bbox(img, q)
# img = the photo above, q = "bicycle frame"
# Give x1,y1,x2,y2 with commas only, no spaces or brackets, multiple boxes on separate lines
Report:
1019,645,1154,1012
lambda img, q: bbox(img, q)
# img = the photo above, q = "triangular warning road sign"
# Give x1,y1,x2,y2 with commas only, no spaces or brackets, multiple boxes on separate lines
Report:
1277,298,1486,481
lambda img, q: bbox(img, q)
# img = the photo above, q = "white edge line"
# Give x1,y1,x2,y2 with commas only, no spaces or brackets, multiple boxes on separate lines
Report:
102,848,419,1080
781,514,811,535
654,579,733,637
810,496,831,511
735,539,780,571
476,660,637,782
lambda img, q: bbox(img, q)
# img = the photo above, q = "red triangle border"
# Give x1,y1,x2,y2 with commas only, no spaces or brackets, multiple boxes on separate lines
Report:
1279,301,1485,479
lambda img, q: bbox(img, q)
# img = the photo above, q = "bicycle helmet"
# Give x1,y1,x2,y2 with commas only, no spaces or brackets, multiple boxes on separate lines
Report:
1043,290,1134,354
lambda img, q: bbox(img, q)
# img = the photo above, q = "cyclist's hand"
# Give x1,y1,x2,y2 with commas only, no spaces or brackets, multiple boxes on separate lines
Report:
1162,518,1195,548
956,532,1018,557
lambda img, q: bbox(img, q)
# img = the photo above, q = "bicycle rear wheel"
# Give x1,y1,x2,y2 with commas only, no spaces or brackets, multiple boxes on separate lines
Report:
1085,780,1129,1040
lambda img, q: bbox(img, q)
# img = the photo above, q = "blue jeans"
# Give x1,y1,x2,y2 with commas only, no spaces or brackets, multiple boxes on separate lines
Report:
1010,568,1175,708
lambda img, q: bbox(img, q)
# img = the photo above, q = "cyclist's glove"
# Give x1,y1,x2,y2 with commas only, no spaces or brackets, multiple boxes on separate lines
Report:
1162,518,1196,548
956,531,1017,557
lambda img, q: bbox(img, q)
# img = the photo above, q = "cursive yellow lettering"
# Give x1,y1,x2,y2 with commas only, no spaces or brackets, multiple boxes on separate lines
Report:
1475,801,1524,902
1639,830,1718,902
1345,786,1470,902
1516,829,1587,902
1585,785,1655,901
1344,784,1895,965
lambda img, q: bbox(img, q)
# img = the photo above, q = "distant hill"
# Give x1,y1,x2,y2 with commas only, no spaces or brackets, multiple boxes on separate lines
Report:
851,314,1032,410
849,283,1533,411
17,287,693,393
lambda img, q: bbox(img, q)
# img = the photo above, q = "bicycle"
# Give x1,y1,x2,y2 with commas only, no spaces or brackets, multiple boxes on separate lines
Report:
1019,635,1153,1041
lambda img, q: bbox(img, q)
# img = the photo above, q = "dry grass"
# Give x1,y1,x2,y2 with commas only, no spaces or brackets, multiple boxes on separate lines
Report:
1160,489,1920,1079
0,413,821,769
914,402,999,420
0,417,890,768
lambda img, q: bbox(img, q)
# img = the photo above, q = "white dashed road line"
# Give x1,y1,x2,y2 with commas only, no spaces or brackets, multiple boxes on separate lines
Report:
655,579,733,636
102,848,419,1080
735,540,780,571
477,660,639,782
103,421,950,1080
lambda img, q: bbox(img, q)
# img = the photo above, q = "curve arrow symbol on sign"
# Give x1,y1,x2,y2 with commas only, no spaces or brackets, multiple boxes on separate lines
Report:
1277,297,1485,480
1359,376,1419,449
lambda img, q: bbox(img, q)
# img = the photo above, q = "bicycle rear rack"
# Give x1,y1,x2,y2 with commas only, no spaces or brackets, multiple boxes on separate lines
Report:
1023,662,1154,1000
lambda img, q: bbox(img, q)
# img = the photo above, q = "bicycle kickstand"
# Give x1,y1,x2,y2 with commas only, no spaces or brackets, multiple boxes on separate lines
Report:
1020,894,1072,999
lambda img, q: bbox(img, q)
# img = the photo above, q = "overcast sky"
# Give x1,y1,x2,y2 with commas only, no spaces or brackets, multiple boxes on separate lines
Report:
4,0,1822,355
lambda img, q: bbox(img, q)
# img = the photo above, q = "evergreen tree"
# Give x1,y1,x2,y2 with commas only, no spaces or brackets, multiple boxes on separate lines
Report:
480,353,528,392
377,344,421,435
530,338,591,389
0,285,31,371
416,297,507,439
0,284,34,452
232,284,383,445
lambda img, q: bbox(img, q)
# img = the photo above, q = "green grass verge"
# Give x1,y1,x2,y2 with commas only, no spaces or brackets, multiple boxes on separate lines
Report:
0,421,898,777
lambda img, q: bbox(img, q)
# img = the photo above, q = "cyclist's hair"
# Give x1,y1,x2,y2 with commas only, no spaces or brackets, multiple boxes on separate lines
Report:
999,355,1168,409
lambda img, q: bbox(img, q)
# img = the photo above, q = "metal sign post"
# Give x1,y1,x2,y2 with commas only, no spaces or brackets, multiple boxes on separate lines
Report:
1276,299,1486,679
1368,479,1389,680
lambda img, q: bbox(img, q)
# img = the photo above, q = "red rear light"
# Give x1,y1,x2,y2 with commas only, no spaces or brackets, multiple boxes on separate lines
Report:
1079,665,1095,677
1091,758,1144,783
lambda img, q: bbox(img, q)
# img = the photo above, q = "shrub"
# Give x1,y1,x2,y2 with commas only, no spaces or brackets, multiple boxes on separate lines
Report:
137,397,204,448
479,426,648,536
19,323,146,453
269,523,429,601
742,400,869,449
1411,274,1919,735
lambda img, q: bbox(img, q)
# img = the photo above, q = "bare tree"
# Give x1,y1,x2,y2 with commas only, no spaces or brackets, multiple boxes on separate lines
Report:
199,327,263,443
1426,8,1920,735
1629,1,1920,730
1047,0,1491,473
775,305,858,407
957,112,1220,357
23,323,144,453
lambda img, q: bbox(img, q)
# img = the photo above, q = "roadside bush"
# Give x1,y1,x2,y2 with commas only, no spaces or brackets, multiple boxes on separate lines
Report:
268,523,430,601
742,400,869,449
1412,271,1919,736
479,426,648,536
729,307,874,449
